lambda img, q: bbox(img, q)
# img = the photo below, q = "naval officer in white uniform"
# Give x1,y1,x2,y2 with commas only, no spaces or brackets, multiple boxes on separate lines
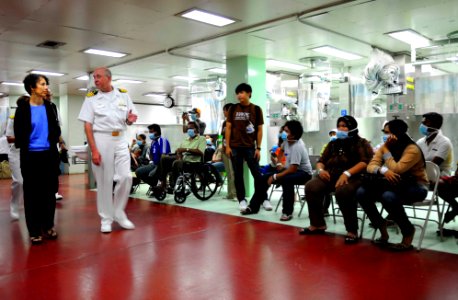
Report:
78,67,138,233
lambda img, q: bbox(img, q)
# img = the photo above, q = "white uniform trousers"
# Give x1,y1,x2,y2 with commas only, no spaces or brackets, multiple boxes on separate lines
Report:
92,132,132,225
8,148,23,215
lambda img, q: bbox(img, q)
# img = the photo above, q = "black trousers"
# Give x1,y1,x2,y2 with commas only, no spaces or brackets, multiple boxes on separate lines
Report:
21,150,59,237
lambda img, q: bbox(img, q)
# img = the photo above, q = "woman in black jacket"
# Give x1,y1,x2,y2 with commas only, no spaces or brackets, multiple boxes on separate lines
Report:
14,74,61,245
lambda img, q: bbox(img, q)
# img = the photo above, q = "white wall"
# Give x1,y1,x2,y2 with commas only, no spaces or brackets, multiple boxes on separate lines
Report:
67,95,86,174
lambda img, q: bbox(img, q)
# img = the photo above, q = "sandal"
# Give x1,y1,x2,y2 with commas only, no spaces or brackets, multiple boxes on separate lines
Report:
44,228,58,240
30,236,43,245
388,243,414,252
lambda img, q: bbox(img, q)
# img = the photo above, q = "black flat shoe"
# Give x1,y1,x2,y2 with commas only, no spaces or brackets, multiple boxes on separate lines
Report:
371,238,389,247
299,228,326,235
241,207,257,215
30,236,43,245
444,209,458,223
344,235,359,244
389,243,414,252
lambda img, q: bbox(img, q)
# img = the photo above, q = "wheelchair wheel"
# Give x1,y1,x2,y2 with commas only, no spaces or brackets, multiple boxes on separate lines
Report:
153,188,167,201
191,163,218,200
174,192,187,203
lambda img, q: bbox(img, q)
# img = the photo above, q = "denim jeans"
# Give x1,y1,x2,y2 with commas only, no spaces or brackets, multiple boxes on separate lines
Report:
356,182,428,236
230,147,261,202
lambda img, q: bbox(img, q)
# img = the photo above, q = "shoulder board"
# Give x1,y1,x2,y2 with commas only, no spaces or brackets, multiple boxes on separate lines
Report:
9,114,15,119
118,88,128,93
86,89,99,98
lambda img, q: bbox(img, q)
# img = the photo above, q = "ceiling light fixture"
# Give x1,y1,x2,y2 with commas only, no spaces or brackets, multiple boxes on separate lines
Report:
174,85,189,89
206,67,227,74
266,60,307,71
78,88,88,91
114,79,145,84
385,29,431,48
83,48,128,58
1,81,23,86
179,9,236,27
172,75,197,81
75,75,89,81
311,46,362,60
30,70,65,76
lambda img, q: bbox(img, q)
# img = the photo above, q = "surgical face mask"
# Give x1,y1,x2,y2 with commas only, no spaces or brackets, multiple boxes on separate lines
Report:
382,134,390,143
336,130,348,139
136,141,143,146
190,113,197,121
419,123,436,136
187,129,196,138
329,136,337,142
149,133,157,140
206,139,212,145
278,131,287,140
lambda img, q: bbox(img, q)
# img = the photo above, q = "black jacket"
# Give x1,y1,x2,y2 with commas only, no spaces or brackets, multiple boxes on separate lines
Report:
14,100,61,169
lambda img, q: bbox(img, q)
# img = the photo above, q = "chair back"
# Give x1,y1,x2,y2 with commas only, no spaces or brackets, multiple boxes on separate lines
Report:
425,161,441,193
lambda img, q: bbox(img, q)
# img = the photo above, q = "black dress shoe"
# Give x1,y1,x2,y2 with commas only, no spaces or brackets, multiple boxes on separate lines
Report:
299,228,326,235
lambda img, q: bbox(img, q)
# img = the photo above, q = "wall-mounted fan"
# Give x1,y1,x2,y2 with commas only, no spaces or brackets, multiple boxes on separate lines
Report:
364,49,402,95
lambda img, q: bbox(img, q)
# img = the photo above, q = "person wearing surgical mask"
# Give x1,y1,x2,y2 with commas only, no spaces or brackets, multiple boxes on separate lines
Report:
416,112,453,176
182,107,206,135
157,122,208,193
320,129,337,155
300,115,373,244
135,124,171,190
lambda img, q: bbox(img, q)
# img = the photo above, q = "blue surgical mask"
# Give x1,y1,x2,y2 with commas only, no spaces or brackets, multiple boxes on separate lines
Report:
187,129,196,138
206,139,212,145
279,131,287,140
149,133,157,140
190,114,197,121
382,134,390,143
136,141,143,146
336,130,348,139
329,136,337,142
419,123,436,136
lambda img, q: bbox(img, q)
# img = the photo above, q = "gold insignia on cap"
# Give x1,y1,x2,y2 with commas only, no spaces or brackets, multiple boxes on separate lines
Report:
118,88,128,93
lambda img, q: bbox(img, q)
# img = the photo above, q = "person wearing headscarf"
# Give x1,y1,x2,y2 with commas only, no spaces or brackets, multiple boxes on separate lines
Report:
300,115,373,244
356,119,428,251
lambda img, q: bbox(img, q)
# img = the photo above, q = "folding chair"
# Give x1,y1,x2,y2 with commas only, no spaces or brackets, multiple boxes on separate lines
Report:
274,185,306,216
403,161,442,250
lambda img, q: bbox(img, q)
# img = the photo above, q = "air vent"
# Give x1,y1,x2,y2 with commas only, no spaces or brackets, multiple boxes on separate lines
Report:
37,40,66,49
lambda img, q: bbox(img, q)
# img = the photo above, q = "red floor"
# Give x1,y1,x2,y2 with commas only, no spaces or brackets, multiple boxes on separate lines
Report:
1,174,458,300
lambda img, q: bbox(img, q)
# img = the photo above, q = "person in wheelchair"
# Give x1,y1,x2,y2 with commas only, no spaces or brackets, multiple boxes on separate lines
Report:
156,122,207,193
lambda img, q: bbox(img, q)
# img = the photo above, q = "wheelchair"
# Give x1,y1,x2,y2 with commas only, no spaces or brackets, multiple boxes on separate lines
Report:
153,161,220,203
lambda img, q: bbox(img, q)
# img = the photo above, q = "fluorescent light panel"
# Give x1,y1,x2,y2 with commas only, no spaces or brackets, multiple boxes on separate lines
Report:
83,48,127,58
311,46,362,60
78,88,88,91
180,9,236,27
172,75,197,81
386,29,430,47
114,79,144,84
30,70,65,76
1,81,23,86
206,67,227,74
75,75,89,81
266,60,307,71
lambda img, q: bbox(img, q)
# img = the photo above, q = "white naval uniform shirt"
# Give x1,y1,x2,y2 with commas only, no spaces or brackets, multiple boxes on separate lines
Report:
78,88,137,132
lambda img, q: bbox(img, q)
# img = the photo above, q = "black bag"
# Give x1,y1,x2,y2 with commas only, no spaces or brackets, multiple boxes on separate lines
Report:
60,149,69,164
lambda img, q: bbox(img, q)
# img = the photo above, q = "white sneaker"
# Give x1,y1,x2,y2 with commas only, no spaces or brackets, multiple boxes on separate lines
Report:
100,223,112,233
10,210,19,221
55,193,63,200
262,200,273,211
239,200,248,211
116,218,135,230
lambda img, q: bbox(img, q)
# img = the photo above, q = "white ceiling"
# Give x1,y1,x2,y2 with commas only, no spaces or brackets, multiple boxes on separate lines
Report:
1,0,458,103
